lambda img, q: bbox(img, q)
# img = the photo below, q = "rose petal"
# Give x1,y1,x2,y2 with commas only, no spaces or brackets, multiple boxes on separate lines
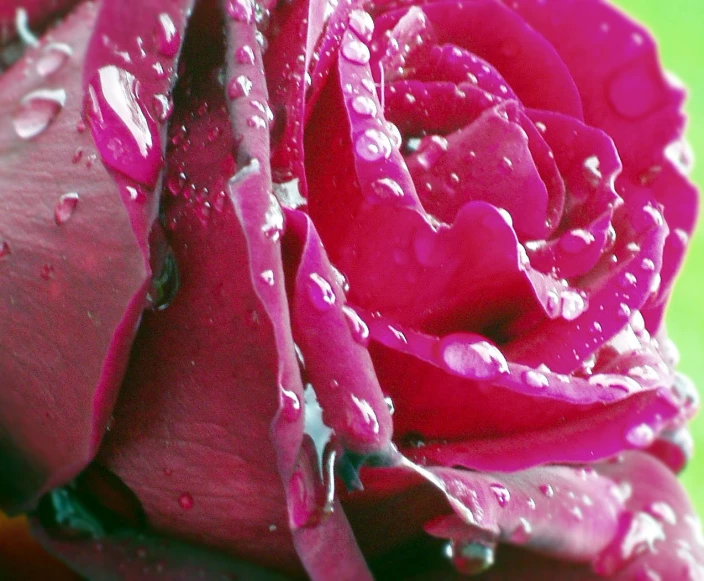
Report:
98,4,297,571
285,210,394,455
0,2,160,512
372,0,583,117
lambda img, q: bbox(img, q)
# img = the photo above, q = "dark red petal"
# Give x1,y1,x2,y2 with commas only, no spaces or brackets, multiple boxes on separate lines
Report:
224,9,371,579
31,519,288,581
96,4,298,571
0,3,150,513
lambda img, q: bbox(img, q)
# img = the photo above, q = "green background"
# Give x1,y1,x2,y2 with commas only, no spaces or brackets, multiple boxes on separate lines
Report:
611,1,704,513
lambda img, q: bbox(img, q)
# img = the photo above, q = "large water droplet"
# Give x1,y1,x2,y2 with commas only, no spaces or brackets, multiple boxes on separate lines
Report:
522,369,549,389
350,94,377,117
36,42,72,77
647,501,677,526
306,273,336,311
369,177,404,200
228,75,253,99
226,0,253,22
349,394,380,439
13,88,66,140
355,128,392,161
54,192,79,225
539,484,555,498
486,484,510,509
236,45,255,65
262,193,284,242
155,13,180,57
348,9,374,42
86,66,161,186
341,305,370,345
510,518,533,543
341,37,371,65
560,289,587,321
607,62,663,119
438,334,508,380
559,229,595,254
582,155,602,186
445,540,496,575
626,423,655,447
281,386,302,422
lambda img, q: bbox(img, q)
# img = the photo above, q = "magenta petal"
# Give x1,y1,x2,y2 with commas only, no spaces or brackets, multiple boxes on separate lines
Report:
375,0,583,117
0,3,149,512
225,12,371,579
406,102,554,239
592,452,704,578
286,210,393,455
31,519,288,580
501,0,684,175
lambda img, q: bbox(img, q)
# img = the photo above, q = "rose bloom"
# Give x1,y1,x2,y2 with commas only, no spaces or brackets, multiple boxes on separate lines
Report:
0,0,702,578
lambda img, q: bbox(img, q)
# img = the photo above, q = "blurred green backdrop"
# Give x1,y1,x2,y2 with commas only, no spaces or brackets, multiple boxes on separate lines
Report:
611,1,704,513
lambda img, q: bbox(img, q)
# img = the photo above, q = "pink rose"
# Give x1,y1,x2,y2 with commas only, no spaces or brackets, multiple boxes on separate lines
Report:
0,0,700,578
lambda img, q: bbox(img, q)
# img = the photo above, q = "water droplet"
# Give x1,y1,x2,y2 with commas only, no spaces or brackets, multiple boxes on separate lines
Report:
589,373,640,394
247,115,266,129
560,229,595,254
647,502,677,526
438,334,508,380
523,369,549,389
86,66,161,187
178,492,194,510
633,205,664,233
342,305,370,345
54,192,79,225
262,193,284,242
608,62,664,119
281,386,302,422
489,483,511,507
236,45,255,65
13,88,66,140
619,272,638,289
36,42,72,77
369,177,404,200
545,290,561,317
226,0,253,22
228,75,253,99
306,273,336,311
618,303,632,319
260,269,275,286
626,423,655,447
583,155,602,186
561,290,587,321
641,258,655,271
155,13,179,57
511,518,533,543
341,38,371,65
348,9,374,42
445,540,496,576
148,252,179,310
384,396,395,414
0,241,10,258
350,94,377,117
499,156,513,174
355,128,392,161
273,178,306,209
349,394,380,437
539,484,554,498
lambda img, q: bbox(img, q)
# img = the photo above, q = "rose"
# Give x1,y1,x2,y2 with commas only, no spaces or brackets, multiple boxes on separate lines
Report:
0,0,701,578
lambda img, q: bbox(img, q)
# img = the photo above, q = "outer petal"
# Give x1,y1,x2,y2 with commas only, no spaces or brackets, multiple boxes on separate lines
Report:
0,0,187,512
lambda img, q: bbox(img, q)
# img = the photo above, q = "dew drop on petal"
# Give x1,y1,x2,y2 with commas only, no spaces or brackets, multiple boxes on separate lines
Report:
369,177,404,200
281,386,301,422
0,241,10,258
36,42,72,77
445,540,496,576
560,289,587,321
355,128,392,161
510,518,533,543
260,269,275,286
560,229,595,254
438,334,508,380
341,37,371,65
489,483,511,507
539,484,555,498
236,45,255,65
226,0,253,22
582,155,602,186
155,13,180,57
13,88,66,140
342,305,370,345
54,192,79,225
86,66,161,187
228,75,253,99
626,423,655,447
522,369,549,389
350,94,377,117
306,273,336,311
348,9,374,42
